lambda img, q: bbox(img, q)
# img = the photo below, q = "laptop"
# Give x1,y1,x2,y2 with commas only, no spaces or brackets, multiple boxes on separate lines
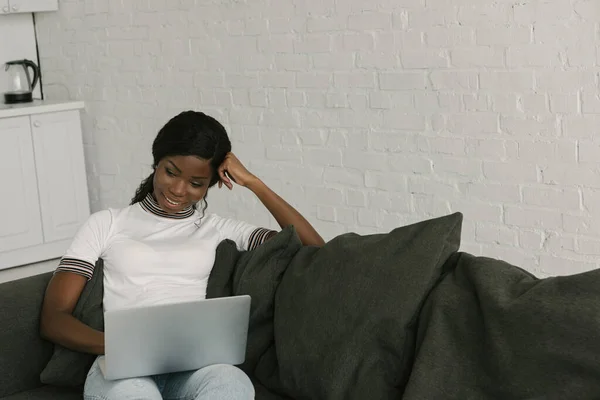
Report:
98,295,251,380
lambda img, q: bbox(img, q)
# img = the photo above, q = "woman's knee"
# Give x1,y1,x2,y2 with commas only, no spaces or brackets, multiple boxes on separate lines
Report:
194,364,254,398
84,358,161,400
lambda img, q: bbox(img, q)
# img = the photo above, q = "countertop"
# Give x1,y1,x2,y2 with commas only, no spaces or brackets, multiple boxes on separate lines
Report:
0,99,84,119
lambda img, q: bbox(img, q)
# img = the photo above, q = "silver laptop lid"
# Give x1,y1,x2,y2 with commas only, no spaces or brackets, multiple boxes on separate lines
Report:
103,295,251,380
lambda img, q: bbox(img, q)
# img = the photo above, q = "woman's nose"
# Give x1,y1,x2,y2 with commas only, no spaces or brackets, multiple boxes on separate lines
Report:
170,180,186,197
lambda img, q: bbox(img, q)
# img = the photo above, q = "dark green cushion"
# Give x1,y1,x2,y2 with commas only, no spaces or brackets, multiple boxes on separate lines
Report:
39,261,104,387
207,226,303,381
0,385,81,400
271,213,463,400
0,273,54,397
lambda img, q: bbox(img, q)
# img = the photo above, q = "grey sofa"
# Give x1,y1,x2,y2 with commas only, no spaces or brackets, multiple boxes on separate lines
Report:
0,272,82,399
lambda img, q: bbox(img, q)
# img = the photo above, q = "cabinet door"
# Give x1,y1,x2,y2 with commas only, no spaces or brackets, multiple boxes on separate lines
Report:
31,110,90,243
7,0,58,13
0,116,44,252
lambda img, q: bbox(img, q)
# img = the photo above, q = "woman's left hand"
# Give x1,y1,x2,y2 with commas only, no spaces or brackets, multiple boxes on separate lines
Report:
218,152,257,190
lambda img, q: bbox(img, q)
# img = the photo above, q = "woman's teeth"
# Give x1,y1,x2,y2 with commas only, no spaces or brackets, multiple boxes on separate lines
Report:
165,196,181,206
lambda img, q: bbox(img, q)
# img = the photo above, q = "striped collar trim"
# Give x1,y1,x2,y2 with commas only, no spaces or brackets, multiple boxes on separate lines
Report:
140,193,195,219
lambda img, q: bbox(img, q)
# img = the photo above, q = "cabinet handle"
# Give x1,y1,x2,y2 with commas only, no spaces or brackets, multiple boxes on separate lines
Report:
33,121,41,128
11,4,18,11
2,6,8,12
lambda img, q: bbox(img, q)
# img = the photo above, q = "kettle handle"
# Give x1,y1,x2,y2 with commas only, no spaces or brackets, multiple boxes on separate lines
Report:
22,59,40,91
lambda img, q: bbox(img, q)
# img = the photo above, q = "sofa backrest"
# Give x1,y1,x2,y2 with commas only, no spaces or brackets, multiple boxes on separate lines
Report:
0,272,55,397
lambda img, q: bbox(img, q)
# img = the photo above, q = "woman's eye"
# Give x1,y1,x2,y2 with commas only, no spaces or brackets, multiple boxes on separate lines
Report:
165,168,175,176
191,182,204,188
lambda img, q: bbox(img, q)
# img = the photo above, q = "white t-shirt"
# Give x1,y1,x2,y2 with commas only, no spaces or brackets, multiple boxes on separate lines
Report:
55,194,274,312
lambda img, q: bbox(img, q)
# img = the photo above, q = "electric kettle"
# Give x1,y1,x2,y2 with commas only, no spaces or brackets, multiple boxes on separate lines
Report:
3,59,40,104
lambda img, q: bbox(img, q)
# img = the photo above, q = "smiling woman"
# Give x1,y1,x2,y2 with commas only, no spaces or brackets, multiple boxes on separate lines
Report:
39,110,324,400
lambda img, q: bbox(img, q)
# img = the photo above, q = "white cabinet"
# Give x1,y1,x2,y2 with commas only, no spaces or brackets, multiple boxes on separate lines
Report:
0,0,58,14
0,102,89,270
0,116,44,252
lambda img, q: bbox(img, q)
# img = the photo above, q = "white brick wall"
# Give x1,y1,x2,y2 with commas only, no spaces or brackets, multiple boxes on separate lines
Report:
35,0,600,276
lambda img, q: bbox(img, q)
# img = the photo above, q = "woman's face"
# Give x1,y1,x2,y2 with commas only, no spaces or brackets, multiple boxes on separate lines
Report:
153,155,212,214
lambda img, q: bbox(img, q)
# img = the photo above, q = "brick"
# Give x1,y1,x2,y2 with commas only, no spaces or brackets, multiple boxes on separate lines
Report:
370,130,418,153
379,72,428,90
535,71,597,92
412,194,452,216
500,116,559,137
334,72,377,88
522,186,580,210
466,138,508,161
268,17,307,34
582,93,600,113
324,167,364,186
356,53,400,69
267,89,286,108
483,161,538,183
505,206,562,230
430,71,478,91
519,139,577,163
464,94,489,112
507,45,562,68
258,35,294,53
480,71,534,92
348,12,392,31
414,93,462,113
574,0,600,21
389,154,432,174
407,7,458,28
514,0,573,24
260,109,301,127
326,93,348,108
519,230,544,250
296,72,332,88
225,73,259,88
519,94,548,114
317,205,336,222
566,45,597,67
382,112,426,130
425,27,474,47
312,53,355,69
446,113,499,135
408,177,460,198
307,16,347,32
305,186,344,205
266,146,302,162
475,224,518,245
394,30,424,48
534,22,596,45
542,165,600,188
259,72,295,88
274,54,310,71
343,151,388,171
549,93,579,114
457,4,511,26
335,33,375,51
490,94,519,114
335,207,357,225
562,115,600,139
294,34,332,53
466,183,521,203
434,157,482,179
365,171,407,191
358,209,380,228
418,136,466,156
476,26,531,46
346,189,367,207
450,47,504,68
401,49,449,68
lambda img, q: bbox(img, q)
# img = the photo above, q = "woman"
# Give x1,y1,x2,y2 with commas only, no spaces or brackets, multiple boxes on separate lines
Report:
40,110,324,399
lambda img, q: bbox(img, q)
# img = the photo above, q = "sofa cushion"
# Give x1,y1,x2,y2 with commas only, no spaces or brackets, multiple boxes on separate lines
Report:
271,213,463,400
0,273,55,398
0,385,81,400
207,226,303,378
39,261,104,387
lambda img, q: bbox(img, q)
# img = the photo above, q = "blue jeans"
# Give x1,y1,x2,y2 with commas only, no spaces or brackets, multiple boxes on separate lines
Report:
84,357,255,399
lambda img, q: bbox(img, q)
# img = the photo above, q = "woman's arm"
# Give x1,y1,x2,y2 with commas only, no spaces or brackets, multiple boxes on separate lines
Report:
40,272,105,355
218,153,325,247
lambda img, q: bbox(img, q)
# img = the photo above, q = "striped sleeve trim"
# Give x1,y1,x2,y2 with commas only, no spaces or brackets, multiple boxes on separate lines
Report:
248,228,277,251
55,257,95,281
